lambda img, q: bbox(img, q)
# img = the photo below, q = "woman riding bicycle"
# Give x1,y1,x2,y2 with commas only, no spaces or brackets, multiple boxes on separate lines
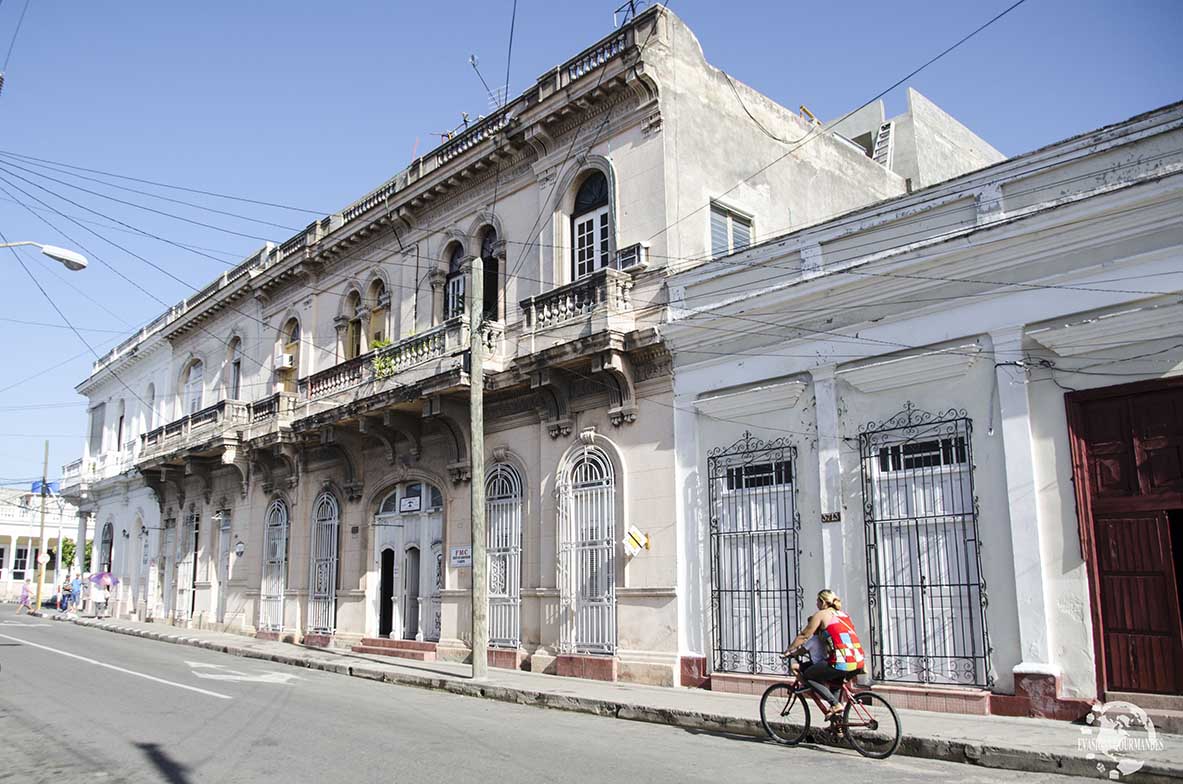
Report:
784,589,866,719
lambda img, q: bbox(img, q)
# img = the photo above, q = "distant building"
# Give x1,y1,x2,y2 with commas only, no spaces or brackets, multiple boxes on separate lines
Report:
60,6,997,690
0,487,81,601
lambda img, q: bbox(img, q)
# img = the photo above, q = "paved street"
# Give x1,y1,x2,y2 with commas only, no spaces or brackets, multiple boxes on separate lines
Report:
0,618,1100,784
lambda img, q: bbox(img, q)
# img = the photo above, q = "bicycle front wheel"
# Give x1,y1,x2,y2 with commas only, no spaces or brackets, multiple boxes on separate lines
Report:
843,691,901,759
760,682,811,745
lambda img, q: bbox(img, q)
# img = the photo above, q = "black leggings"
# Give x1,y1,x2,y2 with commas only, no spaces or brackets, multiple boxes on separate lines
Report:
802,661,847,707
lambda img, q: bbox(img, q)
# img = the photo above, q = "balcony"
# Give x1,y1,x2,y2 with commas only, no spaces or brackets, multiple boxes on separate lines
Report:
138,400,249,465
519,267,635,355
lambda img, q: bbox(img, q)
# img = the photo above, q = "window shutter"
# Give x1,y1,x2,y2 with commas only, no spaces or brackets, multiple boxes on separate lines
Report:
710,205,729,258
732,214,752,251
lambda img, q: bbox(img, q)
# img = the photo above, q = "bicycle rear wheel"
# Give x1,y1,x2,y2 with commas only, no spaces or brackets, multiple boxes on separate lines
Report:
843,692,901,759
760,682,811,745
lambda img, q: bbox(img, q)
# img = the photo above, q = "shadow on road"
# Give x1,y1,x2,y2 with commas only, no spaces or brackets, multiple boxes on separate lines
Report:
135,741,192,784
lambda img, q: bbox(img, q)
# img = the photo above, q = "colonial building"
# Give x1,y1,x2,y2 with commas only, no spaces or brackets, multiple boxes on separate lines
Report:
665,101,1183,714
60,6,999,686
0,487,80,602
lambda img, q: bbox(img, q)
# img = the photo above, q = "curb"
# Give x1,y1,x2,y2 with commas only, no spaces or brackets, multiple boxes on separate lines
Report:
62,617,1183,782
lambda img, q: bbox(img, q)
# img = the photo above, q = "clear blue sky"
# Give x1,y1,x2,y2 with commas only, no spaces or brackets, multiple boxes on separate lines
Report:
0,0,1178,485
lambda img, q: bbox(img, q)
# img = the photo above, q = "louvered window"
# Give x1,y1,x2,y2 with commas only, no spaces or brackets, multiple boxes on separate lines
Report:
710,203,753,258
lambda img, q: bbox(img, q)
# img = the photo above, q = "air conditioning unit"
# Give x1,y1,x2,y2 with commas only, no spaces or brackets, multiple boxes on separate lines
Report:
275,352,295,370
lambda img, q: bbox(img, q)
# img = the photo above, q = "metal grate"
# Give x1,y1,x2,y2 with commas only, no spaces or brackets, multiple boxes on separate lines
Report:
307,492,340,635
487,463,523,649
174,510,199,623
558,445,617,654
708,432,801,675
859,402,992,687
259,499,289,632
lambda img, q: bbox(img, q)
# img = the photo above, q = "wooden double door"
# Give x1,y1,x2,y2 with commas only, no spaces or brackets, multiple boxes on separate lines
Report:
1069,379,1183,695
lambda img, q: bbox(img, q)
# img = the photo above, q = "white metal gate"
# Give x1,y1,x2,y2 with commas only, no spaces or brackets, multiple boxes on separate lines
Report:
260,499,288,631
216,511,231,624
558,445,616,654
174,510,198,623
307,492,339,634
487,463,522,648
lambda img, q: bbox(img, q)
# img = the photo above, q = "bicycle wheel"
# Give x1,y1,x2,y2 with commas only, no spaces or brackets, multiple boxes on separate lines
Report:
843,691,901,759
760,682,811,745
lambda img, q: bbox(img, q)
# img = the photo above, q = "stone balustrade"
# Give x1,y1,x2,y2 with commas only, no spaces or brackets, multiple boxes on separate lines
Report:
304,354,369,399
138,400,248,461
249,391,297,423
520,267,634,331
565,32,627,83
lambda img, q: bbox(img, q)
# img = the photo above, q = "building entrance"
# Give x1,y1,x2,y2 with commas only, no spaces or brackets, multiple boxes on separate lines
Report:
372,481,444,641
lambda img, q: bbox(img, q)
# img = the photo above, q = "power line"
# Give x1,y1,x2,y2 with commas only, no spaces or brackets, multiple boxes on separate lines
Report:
1,0,30,71
0,148,328,214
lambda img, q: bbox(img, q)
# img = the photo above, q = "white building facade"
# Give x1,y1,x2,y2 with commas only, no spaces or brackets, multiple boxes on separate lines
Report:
0,487,81,602
60,7,1000,688
665,102,1183,715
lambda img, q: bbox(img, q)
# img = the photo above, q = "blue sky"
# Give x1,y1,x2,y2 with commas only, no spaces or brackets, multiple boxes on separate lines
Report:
0,0,1178,485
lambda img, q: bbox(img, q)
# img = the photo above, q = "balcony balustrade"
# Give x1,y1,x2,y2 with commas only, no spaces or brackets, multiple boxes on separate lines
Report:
249,391,297,424
138,400,248,462
520,266,635,340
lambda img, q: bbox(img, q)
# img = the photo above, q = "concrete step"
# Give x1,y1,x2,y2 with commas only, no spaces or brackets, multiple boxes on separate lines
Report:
356,637,438,652
351,644,437,661
1107,691,1183,713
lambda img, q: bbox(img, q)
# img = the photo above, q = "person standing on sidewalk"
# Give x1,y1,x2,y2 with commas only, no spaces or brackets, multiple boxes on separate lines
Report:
69,573,83,615
15,579,32,614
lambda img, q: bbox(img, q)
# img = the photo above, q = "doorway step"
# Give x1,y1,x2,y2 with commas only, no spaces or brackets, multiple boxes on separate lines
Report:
351,638,437,661
1106,692,1183,735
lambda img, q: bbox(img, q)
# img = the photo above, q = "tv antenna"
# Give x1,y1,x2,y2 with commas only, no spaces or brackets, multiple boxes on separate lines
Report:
470,54,507,110
614,0,649,27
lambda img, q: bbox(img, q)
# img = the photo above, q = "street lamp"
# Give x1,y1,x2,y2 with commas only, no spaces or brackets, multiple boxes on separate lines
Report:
0,241,88,271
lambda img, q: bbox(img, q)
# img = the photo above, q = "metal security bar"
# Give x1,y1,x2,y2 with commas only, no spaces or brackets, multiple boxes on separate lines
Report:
708,432,801,675
307,492,340,634
259,499,288,631
859,402,992,687
558,445,616,654
487,463,523,649
161,523,175,619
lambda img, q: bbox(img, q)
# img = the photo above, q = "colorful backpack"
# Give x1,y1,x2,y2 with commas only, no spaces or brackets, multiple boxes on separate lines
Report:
823,611,866,672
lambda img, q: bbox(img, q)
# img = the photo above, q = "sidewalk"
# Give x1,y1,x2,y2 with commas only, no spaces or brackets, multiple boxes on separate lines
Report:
56,615,1183,782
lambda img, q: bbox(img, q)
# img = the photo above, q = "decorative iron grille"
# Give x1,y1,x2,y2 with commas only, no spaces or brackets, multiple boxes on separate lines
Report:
174,509,199,623
259,499,288,632
708,432,802,675
558,445,617,654
858,402,992,687
487,463,523,649
307,492,340,634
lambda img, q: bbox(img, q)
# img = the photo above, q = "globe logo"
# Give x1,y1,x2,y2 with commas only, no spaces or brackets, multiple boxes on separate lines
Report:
1078,701,1165,780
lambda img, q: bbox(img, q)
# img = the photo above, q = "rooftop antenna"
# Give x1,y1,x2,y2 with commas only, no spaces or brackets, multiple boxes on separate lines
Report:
614,0,648,27
470,54,507,110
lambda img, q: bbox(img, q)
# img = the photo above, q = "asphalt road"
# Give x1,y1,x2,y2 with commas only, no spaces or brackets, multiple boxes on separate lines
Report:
0,618,1095,784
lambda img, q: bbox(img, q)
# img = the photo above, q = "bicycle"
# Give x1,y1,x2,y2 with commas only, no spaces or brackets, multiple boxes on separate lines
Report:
759,654,901,759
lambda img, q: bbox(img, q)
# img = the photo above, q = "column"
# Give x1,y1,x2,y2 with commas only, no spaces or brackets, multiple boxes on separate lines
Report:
810,366,849,597
54,523,63,578
990,327,1057,679
428,269,446,328
3,535,15,599
75,512,89,573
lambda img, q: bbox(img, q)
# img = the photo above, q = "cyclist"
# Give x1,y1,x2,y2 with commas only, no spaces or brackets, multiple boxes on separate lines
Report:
784,589,866,720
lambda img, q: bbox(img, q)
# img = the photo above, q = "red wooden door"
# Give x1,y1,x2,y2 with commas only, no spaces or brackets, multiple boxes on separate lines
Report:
1094,512,1182,693
1070,381,1183,696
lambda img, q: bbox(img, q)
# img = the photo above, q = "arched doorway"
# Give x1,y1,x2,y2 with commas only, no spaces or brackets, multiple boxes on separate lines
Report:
379,548,395,638
558,444,617,654
373,481,444,641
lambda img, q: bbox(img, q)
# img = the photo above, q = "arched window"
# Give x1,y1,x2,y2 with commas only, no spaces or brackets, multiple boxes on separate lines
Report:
99,522,114,573
344,290,363,360
227,337,243,400
260,499,289,631
486,463,523,648
278,319,300,393
478,227,500,322
558,444,617,654
308,492,340,634
572,171,611,280
145,383,156,431
444,243,466,321
368,278,388,345
183,361,204,415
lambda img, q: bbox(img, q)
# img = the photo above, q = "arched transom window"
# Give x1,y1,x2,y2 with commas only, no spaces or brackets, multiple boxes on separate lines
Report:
572,171,611,280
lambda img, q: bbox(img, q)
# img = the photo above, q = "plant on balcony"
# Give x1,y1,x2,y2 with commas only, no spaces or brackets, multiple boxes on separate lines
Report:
370,339,396,379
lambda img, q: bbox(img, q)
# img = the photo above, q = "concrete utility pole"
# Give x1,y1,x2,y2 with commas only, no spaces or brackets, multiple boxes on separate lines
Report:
33,440,49,612
469,256,488,680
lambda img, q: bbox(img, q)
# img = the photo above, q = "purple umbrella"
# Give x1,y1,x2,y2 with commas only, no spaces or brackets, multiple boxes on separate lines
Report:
89,572,119,587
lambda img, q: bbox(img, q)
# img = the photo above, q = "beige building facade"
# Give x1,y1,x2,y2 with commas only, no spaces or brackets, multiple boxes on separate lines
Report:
61,7,999,686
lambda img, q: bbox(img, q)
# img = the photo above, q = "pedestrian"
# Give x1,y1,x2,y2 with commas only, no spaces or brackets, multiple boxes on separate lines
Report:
70,573,83,615
56,580,66,612
16,579,32,614
80,574,92,616
95,585,110,618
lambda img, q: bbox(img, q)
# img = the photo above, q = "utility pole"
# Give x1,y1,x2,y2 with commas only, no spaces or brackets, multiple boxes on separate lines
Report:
469,256,488,680
33,440,49,612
